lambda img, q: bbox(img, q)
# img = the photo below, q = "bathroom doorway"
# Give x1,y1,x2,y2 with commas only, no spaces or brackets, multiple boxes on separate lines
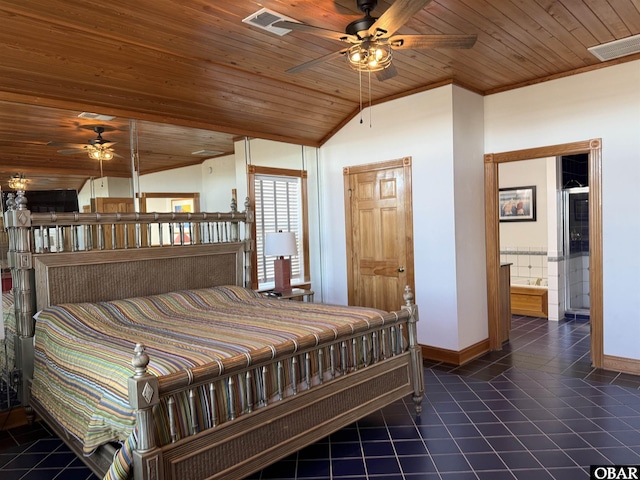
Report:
484,139,603,368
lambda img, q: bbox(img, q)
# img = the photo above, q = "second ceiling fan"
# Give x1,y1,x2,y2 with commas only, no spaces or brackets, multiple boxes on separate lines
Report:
275,0,477,81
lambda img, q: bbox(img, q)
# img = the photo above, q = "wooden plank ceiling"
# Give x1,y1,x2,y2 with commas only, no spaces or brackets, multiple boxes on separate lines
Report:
0,0,639,191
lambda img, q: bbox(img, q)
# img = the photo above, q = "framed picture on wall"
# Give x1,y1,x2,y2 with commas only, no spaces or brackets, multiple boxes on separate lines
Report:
499,186,536,222
171,198,195,244
171,198,194,213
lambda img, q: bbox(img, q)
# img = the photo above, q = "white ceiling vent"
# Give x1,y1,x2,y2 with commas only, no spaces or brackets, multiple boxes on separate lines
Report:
588,33,640,61
242,8,297,36
192,149,223,157
78,112,116,121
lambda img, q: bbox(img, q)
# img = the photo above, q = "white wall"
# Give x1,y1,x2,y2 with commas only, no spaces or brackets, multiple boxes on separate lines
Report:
452,86,488,348
499,158,548,249
201,155,237,211
321,85,487,350
486,60,640,360
138,164,202,195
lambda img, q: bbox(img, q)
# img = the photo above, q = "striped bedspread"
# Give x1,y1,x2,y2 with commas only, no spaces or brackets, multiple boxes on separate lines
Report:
1,291,15,373
31,285,388,454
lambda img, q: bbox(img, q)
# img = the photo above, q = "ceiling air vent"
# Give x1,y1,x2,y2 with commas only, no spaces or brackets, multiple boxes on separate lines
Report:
192,150,223,157
588,33,640,61
78,112,116,121
242,8,297,36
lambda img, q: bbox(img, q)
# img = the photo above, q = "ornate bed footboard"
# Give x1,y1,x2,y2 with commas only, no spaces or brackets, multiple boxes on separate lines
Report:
128,289,423,480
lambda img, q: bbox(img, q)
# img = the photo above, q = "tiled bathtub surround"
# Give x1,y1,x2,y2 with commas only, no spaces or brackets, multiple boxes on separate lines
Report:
500,247,568,321
500,247,548,286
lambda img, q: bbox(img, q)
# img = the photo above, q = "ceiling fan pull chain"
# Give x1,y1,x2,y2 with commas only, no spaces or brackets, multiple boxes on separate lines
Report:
368,69,373,128
359,68,364,124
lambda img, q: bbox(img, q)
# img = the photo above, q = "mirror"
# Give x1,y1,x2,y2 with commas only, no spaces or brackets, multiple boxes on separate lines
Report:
0,100,240,411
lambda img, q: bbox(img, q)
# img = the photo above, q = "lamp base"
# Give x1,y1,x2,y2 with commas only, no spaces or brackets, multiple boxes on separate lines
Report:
273,257,292,294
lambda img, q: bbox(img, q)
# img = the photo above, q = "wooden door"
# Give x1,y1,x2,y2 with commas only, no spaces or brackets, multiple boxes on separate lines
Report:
91,197,135,248
344,157,414,312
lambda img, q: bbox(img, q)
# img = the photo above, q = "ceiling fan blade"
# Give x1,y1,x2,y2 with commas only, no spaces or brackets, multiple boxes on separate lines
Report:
47,141,86,148
286,48,348,74
390,34,477,50
375,64,398,82
57,148,88,155
368,0,433,39
273,20,357,43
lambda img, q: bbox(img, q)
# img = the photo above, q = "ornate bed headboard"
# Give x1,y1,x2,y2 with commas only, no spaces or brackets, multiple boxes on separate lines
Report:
33,243,246,311
4,190,254,335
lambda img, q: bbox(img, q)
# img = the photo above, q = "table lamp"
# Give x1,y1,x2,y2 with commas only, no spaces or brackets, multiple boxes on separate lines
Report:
265,231,297,293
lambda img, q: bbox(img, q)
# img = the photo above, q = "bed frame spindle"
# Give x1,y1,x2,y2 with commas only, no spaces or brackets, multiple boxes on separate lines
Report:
260,366,268,406
317,348,324,384
276,361,284,401
245,370,254,413
208,383,217,428
227,376,236,420
290,356,298,395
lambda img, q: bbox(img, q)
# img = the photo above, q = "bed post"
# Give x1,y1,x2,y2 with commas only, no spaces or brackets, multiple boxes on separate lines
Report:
243,197,254,289
4,191,36,408
128,343,163,480
402,286,424,415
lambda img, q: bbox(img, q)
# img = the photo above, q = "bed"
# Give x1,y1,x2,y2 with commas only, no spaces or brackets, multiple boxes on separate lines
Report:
1,290,17,402
1,223,16,403
3,190,424,480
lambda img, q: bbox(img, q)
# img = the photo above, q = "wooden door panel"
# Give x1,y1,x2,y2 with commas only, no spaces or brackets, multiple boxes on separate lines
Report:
358,210,375,256
358,259,400,277
344,158,414,311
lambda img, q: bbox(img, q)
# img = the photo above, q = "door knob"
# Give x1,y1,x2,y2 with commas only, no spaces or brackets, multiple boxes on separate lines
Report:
397,267,405,272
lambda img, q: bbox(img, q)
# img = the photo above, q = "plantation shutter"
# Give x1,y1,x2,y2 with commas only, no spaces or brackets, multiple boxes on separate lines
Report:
255,174,303,287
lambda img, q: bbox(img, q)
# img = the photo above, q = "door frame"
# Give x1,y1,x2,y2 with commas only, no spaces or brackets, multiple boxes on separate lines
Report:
344,157,415,307
484,139,603,367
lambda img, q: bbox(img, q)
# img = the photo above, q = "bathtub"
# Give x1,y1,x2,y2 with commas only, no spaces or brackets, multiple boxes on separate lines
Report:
510,278,548,318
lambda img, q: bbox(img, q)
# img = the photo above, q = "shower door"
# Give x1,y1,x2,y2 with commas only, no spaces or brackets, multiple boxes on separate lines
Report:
563,187,590,314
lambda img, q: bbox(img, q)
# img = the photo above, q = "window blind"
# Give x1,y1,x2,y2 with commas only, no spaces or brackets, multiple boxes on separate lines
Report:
254,174,303,286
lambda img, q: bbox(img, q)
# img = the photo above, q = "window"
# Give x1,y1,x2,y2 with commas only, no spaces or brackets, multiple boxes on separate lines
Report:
249,165,309,290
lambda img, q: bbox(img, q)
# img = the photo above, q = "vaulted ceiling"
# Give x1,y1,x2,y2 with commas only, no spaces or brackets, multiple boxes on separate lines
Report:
1,0,639,191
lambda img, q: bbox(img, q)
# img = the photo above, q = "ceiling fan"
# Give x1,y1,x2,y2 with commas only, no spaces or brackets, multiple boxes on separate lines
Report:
274,0,477,81
47,125,122,160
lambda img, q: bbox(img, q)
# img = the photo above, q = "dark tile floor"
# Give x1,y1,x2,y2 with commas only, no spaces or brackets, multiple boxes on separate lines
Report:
2,315,640,479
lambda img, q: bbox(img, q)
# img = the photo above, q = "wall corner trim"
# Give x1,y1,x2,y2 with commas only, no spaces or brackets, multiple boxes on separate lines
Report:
420,339,490,366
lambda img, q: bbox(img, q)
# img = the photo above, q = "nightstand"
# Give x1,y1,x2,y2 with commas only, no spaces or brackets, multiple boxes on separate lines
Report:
264,288,314,302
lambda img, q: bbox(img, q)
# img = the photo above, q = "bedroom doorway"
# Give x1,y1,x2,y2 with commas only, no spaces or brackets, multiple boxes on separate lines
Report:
484,139,603,368
343,157,415,312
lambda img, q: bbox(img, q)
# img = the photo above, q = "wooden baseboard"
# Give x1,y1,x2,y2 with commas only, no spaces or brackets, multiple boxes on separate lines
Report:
421,338,490,366
603,355,640,376
0,406,28,430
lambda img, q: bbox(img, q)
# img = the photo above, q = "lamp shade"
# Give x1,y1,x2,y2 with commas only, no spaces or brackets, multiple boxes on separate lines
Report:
265,231,297,257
